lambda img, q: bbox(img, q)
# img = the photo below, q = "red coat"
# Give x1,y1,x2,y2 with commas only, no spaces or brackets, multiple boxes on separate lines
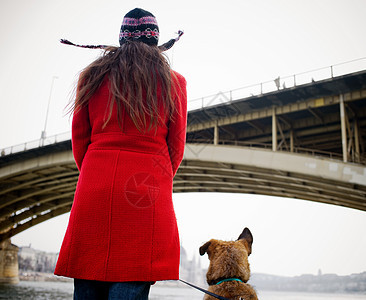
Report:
54,70,187,282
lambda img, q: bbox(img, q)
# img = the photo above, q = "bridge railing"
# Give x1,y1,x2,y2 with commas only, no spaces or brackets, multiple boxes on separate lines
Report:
187,57,366,110
0,132,71,157
1,133,362,164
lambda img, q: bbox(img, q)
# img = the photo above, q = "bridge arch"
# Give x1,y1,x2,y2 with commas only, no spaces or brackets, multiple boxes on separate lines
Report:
1,67,366,242
1,144,365,242
0,151,76,242
179,144,366,209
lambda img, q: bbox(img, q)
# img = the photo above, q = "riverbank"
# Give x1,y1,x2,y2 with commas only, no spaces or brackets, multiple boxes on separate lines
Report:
18,272,189,288
19,271,72,283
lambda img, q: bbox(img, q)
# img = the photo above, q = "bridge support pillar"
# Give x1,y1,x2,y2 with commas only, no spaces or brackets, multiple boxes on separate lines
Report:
0,239,19,284
339,94,348,162
355,119,360,163
214,121,219,145
272,107,277,151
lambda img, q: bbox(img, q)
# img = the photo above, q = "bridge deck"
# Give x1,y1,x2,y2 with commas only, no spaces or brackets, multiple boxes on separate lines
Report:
187,70,366,164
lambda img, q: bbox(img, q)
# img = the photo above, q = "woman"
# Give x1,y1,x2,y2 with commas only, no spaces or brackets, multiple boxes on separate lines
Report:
54,8,187,300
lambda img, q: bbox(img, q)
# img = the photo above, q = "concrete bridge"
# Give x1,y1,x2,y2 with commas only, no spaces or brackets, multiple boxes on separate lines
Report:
1,63,366,282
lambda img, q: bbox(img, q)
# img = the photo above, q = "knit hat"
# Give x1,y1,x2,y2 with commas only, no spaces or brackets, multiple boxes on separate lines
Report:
119,8,159,46
60,8,183,51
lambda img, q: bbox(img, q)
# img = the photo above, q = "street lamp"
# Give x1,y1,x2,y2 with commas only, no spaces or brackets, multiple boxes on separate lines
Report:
41,76,58,145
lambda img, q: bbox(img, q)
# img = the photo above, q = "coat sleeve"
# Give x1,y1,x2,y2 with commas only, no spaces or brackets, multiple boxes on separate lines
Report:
72,104,91,171
166,72,187,177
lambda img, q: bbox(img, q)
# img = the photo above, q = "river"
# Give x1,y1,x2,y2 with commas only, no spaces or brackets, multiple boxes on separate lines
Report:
0,281,365,299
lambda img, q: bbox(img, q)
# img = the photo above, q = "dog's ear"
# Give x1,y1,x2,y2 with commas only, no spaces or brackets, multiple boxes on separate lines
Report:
199,241,211,256
237,227,253,255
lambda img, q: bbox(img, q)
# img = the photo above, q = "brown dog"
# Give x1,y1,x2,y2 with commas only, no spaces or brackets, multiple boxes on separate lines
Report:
199,228,258,300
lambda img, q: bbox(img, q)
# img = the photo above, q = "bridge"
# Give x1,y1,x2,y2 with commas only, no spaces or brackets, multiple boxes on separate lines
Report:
0,61,366,282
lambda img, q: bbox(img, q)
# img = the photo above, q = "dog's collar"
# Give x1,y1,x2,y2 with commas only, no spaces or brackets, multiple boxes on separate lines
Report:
215,278,244,285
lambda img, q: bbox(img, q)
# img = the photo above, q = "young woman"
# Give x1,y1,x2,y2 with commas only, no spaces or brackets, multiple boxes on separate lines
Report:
54,8,187,300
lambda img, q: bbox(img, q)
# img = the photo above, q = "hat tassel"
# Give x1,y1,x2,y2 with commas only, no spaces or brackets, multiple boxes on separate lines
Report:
60,39,108,49
158,30,184,51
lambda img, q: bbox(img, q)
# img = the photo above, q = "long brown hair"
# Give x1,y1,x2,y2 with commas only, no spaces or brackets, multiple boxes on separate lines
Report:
70,41,176,132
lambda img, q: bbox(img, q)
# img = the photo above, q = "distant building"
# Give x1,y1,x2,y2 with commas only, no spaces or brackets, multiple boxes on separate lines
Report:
179,245,206,286
18,246,58,273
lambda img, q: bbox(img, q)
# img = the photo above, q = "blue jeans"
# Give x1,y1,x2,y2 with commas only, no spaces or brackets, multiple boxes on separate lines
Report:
74,279,151,300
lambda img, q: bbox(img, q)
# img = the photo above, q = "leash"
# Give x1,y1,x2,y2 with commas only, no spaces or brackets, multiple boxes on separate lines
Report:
179,279,231,300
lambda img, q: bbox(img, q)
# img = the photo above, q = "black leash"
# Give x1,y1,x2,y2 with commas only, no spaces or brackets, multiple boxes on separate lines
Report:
179,279,231,300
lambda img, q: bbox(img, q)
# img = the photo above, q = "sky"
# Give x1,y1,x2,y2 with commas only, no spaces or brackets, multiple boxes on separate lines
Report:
1,0,366,277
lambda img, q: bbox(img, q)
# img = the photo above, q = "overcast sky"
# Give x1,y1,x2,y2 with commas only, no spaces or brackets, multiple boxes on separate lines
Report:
1,0,366,277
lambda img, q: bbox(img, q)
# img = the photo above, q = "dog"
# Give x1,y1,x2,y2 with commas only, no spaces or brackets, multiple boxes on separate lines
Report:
199,227,258,300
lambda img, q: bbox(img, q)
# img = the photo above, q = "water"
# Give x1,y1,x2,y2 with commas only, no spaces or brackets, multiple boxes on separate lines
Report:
0,281,73,300
0,281,365,300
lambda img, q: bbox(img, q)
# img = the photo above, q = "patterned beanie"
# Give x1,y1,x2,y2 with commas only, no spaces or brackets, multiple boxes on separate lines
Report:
60,8,183,51
119,8,159,47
